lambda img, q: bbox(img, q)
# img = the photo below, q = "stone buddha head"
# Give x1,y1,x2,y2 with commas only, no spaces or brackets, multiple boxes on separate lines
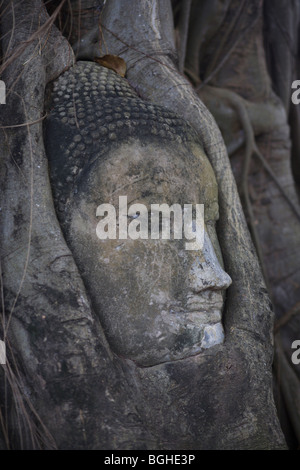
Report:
46,62,232,367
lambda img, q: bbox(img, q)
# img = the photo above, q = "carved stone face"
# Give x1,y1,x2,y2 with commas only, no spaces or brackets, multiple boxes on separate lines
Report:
68,140,232,366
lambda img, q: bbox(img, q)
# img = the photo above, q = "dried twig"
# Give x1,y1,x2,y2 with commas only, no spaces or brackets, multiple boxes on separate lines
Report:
178,0,191,74
196,13,260,91
274,301,300,333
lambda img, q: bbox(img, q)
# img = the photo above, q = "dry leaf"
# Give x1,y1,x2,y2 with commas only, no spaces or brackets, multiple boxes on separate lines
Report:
94,55,127,77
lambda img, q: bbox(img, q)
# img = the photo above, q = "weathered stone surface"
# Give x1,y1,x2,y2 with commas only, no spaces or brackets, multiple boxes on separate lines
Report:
43,60,286,449
46,62,233,366
45,61,202,216
0,0,286,450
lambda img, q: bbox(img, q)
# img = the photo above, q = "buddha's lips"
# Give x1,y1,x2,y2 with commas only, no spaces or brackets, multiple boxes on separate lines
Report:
167,291,224,313
186,294,224,312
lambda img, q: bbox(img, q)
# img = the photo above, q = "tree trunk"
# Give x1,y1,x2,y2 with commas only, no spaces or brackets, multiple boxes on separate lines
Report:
184,0,300,447
0,0,288,449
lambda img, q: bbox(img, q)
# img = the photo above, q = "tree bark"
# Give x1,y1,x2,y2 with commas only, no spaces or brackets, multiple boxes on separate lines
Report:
184,0,300,447
0,0,153,449
0,0,287,449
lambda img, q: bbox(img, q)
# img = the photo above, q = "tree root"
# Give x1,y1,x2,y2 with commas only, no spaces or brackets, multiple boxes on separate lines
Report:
274,335,300,446
198,85,300,288
274,301,300,333
177,0,192,73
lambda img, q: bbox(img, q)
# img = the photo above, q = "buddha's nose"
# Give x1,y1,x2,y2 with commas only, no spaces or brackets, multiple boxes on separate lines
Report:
188,230,232,293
